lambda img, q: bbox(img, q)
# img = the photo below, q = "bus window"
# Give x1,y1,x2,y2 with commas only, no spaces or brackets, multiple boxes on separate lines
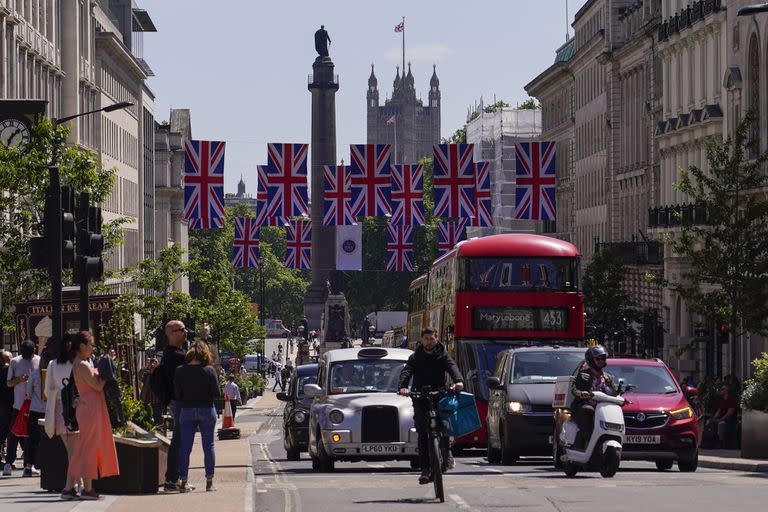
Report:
461,257,578,292
456,340,513,401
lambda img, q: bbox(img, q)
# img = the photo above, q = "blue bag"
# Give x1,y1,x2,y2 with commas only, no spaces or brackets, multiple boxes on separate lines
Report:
438,392,481,437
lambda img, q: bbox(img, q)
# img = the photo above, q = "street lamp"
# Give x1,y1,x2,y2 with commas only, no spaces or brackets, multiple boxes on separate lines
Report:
257,258,266,376
738,4,768,15
55,101,134,126
367,325,375,346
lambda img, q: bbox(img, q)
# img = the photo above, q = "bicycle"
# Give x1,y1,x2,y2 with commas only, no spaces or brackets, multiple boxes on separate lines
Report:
407,386,454,503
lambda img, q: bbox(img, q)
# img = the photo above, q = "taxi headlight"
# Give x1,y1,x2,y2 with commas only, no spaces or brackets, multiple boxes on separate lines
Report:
670,406,693,420
293,410,307,424
506,401,531,414
328,409,345,424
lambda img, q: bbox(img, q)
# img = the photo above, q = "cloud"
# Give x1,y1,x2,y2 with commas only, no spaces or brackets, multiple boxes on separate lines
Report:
384,43,452,64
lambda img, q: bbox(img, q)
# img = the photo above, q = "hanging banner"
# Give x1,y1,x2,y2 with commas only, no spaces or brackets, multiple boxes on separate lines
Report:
336,224,362,270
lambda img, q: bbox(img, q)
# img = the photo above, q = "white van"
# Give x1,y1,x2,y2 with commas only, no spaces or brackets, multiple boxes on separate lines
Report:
242,354,261,373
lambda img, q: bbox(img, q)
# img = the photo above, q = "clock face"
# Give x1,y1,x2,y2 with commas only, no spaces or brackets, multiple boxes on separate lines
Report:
0,117,32,148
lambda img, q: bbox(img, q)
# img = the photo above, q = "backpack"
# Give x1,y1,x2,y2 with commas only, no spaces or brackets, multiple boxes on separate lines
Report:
60,370,80,432
150,359,171,405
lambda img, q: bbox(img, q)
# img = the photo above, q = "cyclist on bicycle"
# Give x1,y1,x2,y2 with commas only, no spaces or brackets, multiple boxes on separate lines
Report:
398,326,463,485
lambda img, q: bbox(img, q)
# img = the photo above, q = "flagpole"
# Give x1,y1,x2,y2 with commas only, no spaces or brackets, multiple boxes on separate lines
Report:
402,16,406,77
394,116,398,164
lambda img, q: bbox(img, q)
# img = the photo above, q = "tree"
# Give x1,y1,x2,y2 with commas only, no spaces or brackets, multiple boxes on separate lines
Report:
442,126,467,144
517,98,541,110
582,247,638,350
0,119,121,340
660,111,768,375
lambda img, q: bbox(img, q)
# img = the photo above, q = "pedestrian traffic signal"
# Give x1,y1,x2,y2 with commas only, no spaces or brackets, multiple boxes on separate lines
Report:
73,192,104,284
717,322,728,344
30,184,75,270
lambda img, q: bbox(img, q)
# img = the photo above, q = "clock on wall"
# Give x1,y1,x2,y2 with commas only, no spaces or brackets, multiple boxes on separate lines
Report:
0,115,32,148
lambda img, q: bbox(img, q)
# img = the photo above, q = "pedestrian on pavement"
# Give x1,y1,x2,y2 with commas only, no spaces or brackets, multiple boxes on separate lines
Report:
398,327,464,484
4,339,44,477
224,374,241,420
709,385,738,448
0,351,13,466
67,331,119,500
272,363,283,392
174,341,220,492
158,320,189,492
280,364,291,392
44,333,82,500
139,358,163,425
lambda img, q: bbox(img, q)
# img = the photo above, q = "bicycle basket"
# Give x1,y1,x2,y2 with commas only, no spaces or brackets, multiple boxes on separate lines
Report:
438,392,481,437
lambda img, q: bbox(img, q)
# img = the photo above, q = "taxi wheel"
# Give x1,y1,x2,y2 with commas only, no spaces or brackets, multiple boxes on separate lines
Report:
316,435,335,472
409,458,420,471
286,447,300,461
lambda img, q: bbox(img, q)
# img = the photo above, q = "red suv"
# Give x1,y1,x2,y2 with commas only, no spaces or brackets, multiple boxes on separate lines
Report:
607,357,699,471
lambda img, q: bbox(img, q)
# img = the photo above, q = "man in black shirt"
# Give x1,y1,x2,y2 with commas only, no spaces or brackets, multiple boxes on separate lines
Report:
161,320,189,491
399,327,463,484
0,351,13,464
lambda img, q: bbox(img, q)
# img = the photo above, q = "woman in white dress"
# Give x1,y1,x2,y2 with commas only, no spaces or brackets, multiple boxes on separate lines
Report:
44,332,81,500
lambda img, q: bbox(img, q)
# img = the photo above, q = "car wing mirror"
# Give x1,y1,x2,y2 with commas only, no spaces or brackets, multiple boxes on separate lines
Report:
276,392,288,401
303,383,324,397
486,376,502,390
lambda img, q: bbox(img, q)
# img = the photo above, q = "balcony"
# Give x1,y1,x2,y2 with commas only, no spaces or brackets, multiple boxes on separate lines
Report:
658,1,722,43
648,203,709,228
597,241,664,265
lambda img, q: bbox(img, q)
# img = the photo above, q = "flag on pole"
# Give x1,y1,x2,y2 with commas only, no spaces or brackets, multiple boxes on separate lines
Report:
389,164,425,225
349,144,393,217
232,217,260,268
469,161,493,227
432,144,476,219
285,219,312,269
261,143,310,218
183,140,226,229
513,141,556,221
438,220,467,256
386,223,413,272
336,224,362,271
394,21,404,32
255,166,287,226
323,164,358,226
386,115,396,125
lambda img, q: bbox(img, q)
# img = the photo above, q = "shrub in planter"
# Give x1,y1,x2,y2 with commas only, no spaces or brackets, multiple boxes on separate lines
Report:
742,353,768,413
741,353,768,458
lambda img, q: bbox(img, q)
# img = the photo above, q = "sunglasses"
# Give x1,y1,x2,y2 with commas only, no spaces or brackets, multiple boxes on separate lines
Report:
173,328,187,333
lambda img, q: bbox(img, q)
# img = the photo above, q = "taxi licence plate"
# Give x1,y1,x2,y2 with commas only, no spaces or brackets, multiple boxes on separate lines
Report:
625,435,661,444
361,444,400,454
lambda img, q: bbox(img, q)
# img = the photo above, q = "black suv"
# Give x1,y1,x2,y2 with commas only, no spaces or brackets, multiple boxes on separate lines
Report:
277,363,318,460
486,346,584,464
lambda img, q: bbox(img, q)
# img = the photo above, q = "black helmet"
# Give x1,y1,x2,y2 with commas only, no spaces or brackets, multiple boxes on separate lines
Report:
585,345,608,370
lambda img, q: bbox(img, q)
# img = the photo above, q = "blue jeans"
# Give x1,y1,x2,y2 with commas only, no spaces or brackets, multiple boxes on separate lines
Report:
178,406,217,480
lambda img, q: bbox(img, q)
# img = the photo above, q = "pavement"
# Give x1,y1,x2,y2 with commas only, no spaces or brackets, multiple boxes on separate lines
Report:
699,449,768,472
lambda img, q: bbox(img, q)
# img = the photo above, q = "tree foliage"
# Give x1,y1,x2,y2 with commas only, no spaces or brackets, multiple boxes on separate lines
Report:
517,98,541,110
658,111,768,374
0,119,120,335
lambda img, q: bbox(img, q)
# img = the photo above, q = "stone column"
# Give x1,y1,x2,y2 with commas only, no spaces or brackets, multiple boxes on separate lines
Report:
305,56,339,330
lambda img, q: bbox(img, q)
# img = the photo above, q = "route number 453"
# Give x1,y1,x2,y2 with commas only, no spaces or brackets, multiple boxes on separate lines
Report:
542,310,564,329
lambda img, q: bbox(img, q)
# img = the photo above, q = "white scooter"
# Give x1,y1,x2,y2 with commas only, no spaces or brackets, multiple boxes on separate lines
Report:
557,380,629,478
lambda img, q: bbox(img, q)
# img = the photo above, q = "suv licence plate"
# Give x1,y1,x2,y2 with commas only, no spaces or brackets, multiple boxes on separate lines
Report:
361,444,400,454
625,435,661,444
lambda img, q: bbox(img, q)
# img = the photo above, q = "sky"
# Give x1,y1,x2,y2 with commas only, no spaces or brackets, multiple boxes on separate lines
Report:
142,0,589,194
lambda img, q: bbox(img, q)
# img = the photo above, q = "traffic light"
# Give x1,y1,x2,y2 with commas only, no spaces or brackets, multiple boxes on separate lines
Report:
717,322,728,344
74,192,104,284
30,184,75,270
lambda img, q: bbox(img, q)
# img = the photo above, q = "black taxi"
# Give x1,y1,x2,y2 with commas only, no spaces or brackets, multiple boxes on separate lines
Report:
277,363,318,460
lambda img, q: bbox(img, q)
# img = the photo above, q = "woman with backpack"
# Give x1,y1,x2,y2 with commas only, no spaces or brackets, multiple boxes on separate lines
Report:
66,331,119,500
44,333,81,500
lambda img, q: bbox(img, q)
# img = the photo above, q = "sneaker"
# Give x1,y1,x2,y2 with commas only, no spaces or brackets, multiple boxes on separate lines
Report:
206,479,216,492
179,480,190,493
418,471,433,485
442,453,455,472
2,464,11,476
60,488,80,500
163,481,179,492
80,490,103,501
22,467,40,477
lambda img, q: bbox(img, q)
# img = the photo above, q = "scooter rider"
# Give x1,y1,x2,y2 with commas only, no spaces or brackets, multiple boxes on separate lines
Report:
570,345,616,450
398,327,464,485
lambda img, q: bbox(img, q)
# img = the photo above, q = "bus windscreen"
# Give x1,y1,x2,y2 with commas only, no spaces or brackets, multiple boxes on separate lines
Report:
460,257,577,292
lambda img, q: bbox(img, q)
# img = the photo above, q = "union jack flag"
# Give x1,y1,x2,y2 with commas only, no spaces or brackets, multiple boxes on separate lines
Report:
262,143,309,218
183,140,226,229
438,220,467,256
254,165,287,226
386,223,413,272
232,217,260,268
323,165,358,226
349,144,392,217
432,144,476,219
469,161,493,227
514,141,556,221
389,164,424,225
285,219,312,270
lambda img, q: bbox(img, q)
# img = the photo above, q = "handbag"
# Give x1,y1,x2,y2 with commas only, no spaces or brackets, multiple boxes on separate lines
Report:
11,397,31,437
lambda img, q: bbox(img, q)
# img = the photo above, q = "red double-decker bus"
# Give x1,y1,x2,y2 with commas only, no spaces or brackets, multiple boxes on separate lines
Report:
407,234,584,450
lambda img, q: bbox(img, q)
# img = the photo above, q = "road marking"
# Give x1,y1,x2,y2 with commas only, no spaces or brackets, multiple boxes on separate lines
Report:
256,408,302,512
449,494,478,511
245,433,256,512
485,467,504,473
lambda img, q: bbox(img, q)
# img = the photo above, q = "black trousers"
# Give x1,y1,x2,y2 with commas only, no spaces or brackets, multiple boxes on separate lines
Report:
413,400,449,471
165,401,181,483
4,409,43,467
573,404,595,448
0,407,12,458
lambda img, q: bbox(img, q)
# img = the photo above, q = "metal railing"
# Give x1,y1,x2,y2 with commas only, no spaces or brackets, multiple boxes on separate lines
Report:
648,203,709,228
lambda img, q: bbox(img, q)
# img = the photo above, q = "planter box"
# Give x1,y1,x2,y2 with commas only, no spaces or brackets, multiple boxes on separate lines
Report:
741,409,768,459
93,435,169,494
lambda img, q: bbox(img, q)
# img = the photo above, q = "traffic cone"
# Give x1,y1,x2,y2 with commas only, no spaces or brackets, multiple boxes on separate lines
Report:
222,392,235,429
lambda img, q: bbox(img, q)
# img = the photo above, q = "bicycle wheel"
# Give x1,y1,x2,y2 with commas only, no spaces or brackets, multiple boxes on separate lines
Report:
431,437,444,503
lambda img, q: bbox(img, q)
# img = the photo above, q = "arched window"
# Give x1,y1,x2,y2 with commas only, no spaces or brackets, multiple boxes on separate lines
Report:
748,35,760,158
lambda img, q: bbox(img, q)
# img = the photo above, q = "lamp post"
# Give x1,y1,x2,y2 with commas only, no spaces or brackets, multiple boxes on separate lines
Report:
367,325,375,347
258,259,266,376
47,101,133,355
738,4,768,16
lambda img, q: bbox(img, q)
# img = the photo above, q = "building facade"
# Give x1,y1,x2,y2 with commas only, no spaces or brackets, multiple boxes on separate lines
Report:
366,63,440,164
224,176,258,212
465,106,542,237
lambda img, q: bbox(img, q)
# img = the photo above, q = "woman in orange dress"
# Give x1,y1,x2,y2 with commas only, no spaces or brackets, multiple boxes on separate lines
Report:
66,331,119,500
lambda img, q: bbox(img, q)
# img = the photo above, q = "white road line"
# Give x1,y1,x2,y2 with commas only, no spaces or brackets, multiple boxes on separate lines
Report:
485,467,504,473
449,494,478,511
245,434,255,512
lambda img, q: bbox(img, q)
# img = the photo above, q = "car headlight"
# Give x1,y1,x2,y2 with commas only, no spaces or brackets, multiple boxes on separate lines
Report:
670,406,693,420
293,410,307,424
328,409,345,424
506,401,531,414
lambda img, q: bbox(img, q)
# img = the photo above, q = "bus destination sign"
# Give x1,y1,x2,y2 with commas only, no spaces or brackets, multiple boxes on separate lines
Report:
472,307,569,332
